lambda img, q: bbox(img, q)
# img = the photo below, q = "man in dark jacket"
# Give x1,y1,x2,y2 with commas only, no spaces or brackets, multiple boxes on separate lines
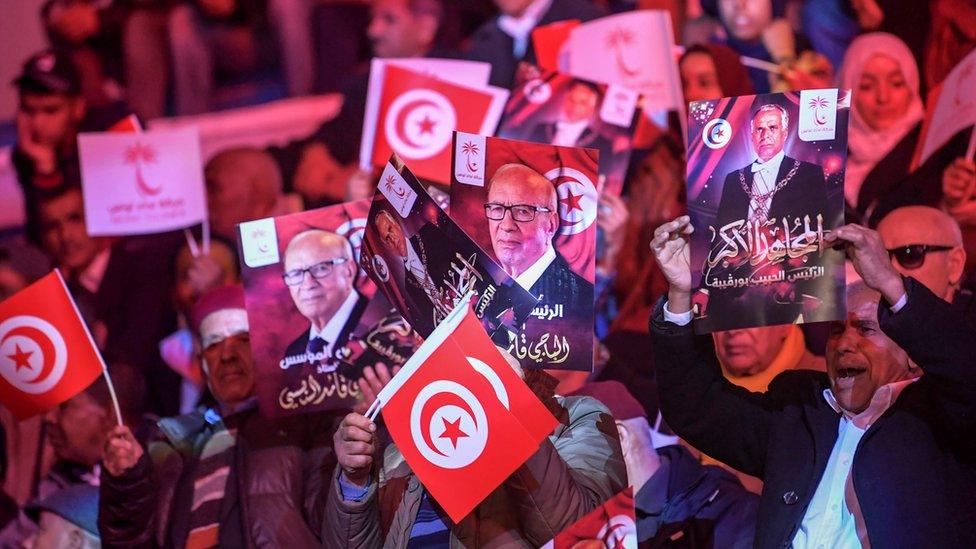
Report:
573,380,758,548
464,0,605,89
99,285,342,547
649,216,976,548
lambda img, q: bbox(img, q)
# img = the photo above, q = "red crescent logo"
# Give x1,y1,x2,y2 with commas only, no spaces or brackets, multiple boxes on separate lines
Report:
2,326,56,383
419,390,478,457
134,165,162,197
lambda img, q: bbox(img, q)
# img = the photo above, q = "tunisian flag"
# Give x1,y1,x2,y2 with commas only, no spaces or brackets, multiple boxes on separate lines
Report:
541,488,638,549
369,64,508,183
0,271,104,419
371,299,557,522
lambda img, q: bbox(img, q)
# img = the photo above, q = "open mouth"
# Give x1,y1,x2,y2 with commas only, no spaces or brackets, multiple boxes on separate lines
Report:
836,367,866,379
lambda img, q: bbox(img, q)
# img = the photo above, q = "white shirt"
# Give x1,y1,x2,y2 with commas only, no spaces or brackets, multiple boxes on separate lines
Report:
514,245,556,291
552,119,590,147
404,241,434,290
497,0,552,58
306,289,359,363
78,248,111,294
748,150,786,221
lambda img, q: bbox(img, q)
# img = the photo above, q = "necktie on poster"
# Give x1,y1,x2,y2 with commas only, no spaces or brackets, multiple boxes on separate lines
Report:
368,299,557,523
0,271,105,420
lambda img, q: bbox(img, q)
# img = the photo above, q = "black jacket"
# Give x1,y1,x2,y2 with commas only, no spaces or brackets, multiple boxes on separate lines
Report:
463,0,605,89
713,156,829,232
637,445,758,548
650,277,976,548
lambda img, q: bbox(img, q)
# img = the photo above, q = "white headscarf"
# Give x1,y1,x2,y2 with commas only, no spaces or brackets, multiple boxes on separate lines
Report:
836,32,925,207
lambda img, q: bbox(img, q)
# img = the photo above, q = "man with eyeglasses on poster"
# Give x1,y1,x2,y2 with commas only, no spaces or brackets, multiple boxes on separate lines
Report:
484,163,590,316
876,206,973,322
281,230,368,374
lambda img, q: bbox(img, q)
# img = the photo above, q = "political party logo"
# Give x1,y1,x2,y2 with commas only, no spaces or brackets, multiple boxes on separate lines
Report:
597,514,638,549
798,89,838,142
0,316,68,395
605,27,641,78
454,133,486,186
410,379,489,469
378,163,418,217
545,167,598,236
702,118,732,149
239,218,280,268
384,89,457,160
600,84,639,127
523,78,552,104
124,142,161,197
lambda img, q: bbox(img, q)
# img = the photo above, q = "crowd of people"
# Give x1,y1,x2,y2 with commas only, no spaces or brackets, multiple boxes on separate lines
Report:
1,0,975,547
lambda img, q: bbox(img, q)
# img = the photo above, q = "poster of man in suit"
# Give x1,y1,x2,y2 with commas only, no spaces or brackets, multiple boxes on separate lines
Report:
237,200,396,417
497,65,641,196
685,89,850,333
450,133,598,371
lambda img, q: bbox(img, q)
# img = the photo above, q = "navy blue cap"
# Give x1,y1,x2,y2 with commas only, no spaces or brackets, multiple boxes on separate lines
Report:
25,484,99,536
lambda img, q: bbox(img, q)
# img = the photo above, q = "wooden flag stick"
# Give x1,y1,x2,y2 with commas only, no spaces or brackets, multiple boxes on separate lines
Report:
740,55,784,75
183,228,200,258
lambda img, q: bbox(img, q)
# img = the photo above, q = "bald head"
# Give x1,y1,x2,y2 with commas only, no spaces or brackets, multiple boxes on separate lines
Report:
283,230,355,331
877,206,966,301
486,164,559,278
205,147,283,240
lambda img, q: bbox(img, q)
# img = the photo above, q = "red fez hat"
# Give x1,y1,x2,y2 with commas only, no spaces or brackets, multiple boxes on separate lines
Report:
571,380,646,421
189,284,246,336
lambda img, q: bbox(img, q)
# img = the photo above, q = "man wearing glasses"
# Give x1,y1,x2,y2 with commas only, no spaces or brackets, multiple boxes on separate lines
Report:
281,230,367,374
485,163,589,314
877,205,968,306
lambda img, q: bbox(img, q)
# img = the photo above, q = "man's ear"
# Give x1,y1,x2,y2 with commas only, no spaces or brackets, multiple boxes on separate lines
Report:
948,247,967,287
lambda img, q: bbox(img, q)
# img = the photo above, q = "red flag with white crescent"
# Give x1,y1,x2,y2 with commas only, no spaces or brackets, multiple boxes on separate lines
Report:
0,271,104,419
374,301,557,522
371,65,502,183
541,487,637,549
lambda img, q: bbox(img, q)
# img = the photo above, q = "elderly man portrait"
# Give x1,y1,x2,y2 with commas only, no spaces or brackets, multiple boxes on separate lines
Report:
485,163,590,309
705,103,833,327
528,80,612,152
281,229,367,373
649,215,976,547
98,285,341,547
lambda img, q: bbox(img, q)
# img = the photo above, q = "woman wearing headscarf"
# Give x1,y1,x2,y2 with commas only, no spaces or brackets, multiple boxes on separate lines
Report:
836,32,926,222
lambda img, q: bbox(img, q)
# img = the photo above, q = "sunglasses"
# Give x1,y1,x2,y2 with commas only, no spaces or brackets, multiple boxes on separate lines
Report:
886,244,954,270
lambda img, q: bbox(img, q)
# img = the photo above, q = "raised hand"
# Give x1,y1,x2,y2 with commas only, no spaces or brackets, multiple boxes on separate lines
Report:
650,216,695,312
103,425,144,477
942,158,976,208
334,412,376,488
353,363,400,415
825,224,905,304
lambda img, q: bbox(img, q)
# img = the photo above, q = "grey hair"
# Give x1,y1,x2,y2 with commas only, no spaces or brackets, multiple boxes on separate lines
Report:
751,103,790,132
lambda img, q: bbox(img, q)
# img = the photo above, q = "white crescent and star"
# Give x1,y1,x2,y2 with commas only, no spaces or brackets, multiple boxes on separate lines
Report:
544,167,598,236
384,89,456,160
0,315,68,395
